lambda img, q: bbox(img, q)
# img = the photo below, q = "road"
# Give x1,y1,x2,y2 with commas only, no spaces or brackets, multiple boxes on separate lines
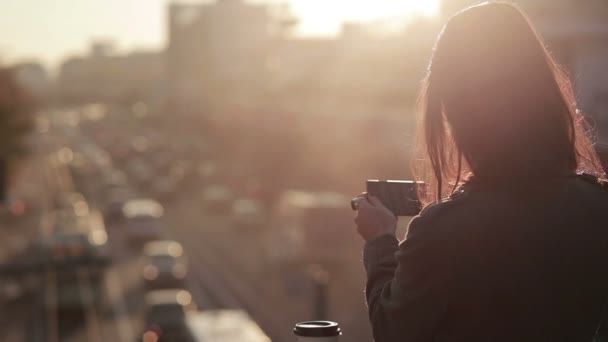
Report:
0,105,381,341
163,192,378,342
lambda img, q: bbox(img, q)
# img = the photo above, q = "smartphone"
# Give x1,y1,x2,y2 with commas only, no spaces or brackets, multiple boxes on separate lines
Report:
366,180,424,216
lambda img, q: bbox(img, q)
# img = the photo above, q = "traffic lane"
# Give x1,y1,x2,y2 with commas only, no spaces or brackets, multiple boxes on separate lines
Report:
0,147,52,261
41,109,138,341
46,266,126,342
102,217,147,341
159,204,244,311
105,200,225,340
0,296,35,341
100,269,136,342
0,160,76,340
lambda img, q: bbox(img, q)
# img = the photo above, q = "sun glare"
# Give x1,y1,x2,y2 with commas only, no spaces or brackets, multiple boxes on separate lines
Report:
289,0,440,36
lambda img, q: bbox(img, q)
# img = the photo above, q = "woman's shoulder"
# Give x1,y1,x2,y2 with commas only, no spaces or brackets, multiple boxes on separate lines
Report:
576,172,608,191
406,185,473,239
418,184,472,219
417,173,608,220
572,173,608,206
402,189,471,250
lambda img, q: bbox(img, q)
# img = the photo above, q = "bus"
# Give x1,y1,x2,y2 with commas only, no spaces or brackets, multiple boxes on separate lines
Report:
185,310,270,342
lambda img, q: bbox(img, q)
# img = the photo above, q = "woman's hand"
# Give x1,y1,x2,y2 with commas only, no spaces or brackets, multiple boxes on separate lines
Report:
354,195,398,242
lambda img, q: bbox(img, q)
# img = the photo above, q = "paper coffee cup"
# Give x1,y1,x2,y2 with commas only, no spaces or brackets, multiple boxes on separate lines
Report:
294,321,341,342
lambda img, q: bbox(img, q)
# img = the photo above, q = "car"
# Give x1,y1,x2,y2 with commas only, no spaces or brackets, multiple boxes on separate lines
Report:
68,153,97,193
151,176,176,202
169,159,195,188
39,214,110,311
101,169,128,191
102,186,134,223
44,212,109,261
54,191,89,217
123,199,164,246
45,229,100,259
231,198,267,231
142,240,188,291
126,158,154,188
201,185,233,214
142,289,196,341
0,198,30,224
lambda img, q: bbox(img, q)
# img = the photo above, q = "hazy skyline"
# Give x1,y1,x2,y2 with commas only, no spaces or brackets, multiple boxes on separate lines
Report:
0,0,438,70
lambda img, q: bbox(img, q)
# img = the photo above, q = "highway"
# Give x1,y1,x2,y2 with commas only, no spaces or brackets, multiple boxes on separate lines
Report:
0,105,378,341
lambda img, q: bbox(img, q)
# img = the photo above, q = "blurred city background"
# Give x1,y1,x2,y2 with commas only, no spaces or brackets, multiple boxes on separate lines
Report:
1,0,608,341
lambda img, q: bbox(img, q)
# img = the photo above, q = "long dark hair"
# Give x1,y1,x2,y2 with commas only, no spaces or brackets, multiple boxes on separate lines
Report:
415,1,605,205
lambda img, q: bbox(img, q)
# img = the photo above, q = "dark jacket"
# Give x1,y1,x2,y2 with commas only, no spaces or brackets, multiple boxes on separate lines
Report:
363,173,608,342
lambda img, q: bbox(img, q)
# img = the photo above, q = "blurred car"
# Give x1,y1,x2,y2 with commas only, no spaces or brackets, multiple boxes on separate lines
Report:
142,240,188,291
197,160,217,180
152,151,173,174
46,228,110,311
102,186,135,223
123,199,164,246
96,169,126,206
169,160,194,183
37,209,110,311
152,176,176,202
90,149,112,168
109,142,131,167
102,169,128,190
0,198,30,224
231,198,267,231
43,215,109,260
126,158,154,188
45,230,94,259
68,153,97,193
142,289,196,341
201,185,233,214
54,191,90,217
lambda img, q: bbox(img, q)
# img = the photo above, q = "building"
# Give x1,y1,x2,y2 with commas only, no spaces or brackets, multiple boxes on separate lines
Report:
12,62,50,101
57,42,164,104
167,0,284,114
166,0,432,119
166,0,606,132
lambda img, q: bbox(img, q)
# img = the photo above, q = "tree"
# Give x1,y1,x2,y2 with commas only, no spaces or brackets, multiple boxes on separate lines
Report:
0,67,34,201
0,68,32,159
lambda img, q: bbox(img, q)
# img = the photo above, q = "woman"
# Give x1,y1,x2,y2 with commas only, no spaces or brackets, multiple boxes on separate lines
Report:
355,2,608,341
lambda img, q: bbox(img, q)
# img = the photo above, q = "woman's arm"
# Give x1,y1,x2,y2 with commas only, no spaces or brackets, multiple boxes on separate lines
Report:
364,214,451,342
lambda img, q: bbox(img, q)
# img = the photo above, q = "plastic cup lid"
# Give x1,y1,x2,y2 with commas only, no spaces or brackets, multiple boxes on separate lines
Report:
293,321,341,337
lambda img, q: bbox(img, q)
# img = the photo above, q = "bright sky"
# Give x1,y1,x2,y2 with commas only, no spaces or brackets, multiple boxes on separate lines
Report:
0,0,439,70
